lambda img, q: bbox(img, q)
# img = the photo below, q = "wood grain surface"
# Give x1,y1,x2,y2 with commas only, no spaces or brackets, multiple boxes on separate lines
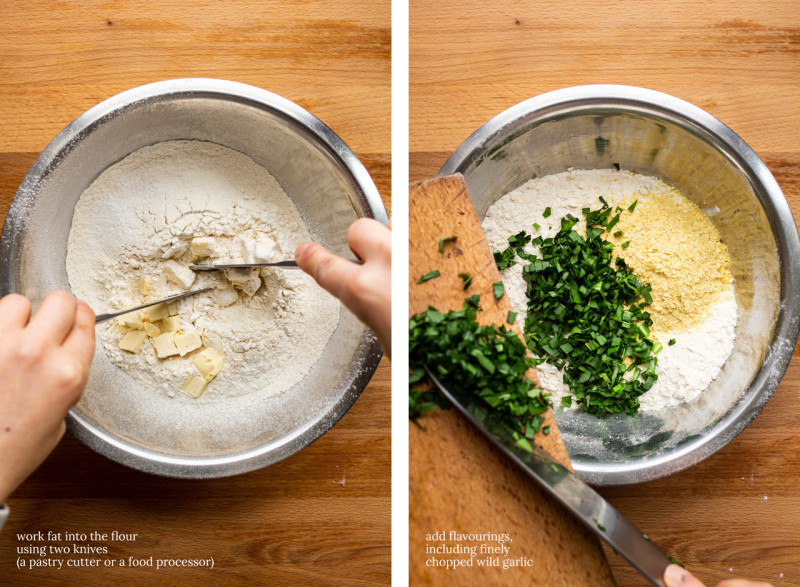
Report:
408,175,614,585
411,1,800,585
0,1,390,585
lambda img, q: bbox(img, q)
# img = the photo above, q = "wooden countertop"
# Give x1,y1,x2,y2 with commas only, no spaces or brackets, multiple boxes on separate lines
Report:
411,1,800,585
0,2,390,585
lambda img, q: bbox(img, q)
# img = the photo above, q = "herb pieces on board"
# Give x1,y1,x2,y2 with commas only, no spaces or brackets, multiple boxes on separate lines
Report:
496,199,659,415
438,235,458,253
417,270,440,284
409,295,551,447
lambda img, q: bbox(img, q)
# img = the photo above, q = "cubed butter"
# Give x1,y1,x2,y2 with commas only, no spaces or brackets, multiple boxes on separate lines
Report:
167,302,179,316
224,267,261,297
174,328,203,356
242,234,279,264
212,286,239,307
181,375,208,398
191,236,217,260
193,347,225,380
145,303,170,322
143,321,161,338
163,259,196,290
119,330,147,353
158,316,181,332
152,331,179,358
116,311,142,330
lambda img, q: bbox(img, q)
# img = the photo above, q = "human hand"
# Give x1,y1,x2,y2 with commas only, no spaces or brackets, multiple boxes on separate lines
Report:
664,564,774,587
295,217,391,358
0,291,96,503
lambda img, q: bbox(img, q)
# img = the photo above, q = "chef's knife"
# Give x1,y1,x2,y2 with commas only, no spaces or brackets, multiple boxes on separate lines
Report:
424,366,671,587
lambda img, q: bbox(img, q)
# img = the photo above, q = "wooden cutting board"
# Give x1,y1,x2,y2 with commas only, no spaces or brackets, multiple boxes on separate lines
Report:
408,174,615,585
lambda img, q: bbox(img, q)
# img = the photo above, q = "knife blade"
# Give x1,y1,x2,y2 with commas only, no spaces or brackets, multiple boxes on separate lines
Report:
94,287,213,324
424,365,671,587
189,259,364,271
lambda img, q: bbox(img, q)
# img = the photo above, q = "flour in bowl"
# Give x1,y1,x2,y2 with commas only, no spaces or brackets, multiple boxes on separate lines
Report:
67,140,339,402
483,168,737,412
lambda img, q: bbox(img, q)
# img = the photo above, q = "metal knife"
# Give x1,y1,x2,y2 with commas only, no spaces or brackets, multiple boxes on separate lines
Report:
94,288,213,324
424,366,671,587
189,259,364,271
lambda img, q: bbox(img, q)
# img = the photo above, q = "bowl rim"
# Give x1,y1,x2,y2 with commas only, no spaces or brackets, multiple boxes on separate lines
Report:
0,78,386,478
440,84,800,485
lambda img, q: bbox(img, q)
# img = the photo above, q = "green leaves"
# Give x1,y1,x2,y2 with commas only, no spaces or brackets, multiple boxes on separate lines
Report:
417,270,440,284
497,198,659,416
409,297,551,441
438,235,458,253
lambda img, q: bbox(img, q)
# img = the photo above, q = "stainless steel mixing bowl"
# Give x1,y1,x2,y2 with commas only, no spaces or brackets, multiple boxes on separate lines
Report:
0,79,387,478
441,85,800,485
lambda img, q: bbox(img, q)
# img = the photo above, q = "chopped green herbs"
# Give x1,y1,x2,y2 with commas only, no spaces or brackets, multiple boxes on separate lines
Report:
493,281,505,300
533,222,541,231
496,198,659,415
668,338,676,346
542,207,552,218
613,230,624,238
666,554,682,566
417,270,440,284
594,519,607,532
458,272,473,290
621,241,630,249
438,235,458,253
612,163,620,171
409,296,551,442
628,199,638,212
507,311,517,324
542,426,550,435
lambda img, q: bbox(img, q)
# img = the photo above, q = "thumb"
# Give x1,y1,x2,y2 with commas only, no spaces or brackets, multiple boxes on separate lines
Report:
664,564,706,587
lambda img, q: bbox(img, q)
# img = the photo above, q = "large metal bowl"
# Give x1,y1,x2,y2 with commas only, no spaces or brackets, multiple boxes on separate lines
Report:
441,85,800,485
0,79,387,478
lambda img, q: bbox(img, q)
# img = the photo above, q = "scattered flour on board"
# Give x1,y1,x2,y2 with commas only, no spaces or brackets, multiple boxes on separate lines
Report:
482,168,737,412
66,140,339,402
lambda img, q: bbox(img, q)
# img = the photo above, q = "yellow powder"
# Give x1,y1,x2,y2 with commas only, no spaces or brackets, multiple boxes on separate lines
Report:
609,186,733,335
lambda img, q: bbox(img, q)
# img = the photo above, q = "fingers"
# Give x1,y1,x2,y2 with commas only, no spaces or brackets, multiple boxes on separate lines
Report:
0,293,32,330
62,301,96,365
664,564,706,587
295,242,363,301
27,291,77,344
346,218,391,263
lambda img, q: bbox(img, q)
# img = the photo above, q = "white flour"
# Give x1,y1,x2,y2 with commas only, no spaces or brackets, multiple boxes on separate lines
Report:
483,169,737,411
66,140,339,402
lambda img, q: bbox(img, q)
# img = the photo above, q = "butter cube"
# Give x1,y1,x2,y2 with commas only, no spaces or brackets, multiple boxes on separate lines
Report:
143,321,161,338
167,302,179,316
164,259,196,290
193,347,225,380
212,286,239,307
152,332,179,358
224,267,261,297
145,303,170,322
242,234,279,264
117,311,142,330
139,277,152,295
181,375,208,398
174,328,203,356
119,330,147,353
158,316,181,332
191,237,217,260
